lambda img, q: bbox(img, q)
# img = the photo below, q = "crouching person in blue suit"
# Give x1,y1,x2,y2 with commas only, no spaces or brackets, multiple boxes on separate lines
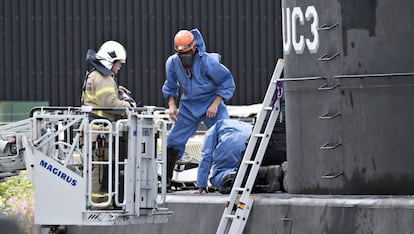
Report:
194,118,284,194
194,119,252,193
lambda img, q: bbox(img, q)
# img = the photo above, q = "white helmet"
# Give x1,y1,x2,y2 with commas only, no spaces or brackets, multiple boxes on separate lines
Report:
96,40,127,63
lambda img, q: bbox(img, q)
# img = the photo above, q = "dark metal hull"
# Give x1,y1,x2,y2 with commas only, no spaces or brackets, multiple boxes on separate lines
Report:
285,75,414,194
282,0,414,194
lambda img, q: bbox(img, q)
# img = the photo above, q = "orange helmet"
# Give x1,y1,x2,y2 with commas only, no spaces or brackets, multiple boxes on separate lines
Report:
174,30,195,53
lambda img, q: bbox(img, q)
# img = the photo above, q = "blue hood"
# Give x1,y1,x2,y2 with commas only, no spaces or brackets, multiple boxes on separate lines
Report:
191,28,206,53
191,28,221,62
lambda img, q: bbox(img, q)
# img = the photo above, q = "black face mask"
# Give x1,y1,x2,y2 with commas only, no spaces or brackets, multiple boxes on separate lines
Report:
177,50,195,68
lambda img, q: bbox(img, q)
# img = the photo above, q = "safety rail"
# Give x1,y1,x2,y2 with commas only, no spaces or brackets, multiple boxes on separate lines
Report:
87,118,113,208
114,119,128,207
0,106,173,231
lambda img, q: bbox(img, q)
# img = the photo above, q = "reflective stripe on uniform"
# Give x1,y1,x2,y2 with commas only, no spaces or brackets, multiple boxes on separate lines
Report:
96,86,116,97
92,124,110,131
83,92,98,103
96,110,104,117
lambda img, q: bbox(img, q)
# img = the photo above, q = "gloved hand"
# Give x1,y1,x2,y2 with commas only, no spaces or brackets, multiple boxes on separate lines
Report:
118,85,131,94
119,89,136,108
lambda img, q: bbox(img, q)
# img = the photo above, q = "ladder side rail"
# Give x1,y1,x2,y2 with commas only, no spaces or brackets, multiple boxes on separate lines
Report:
232,60,284,233
217,124,261,220
231,66,281,187
229,61,284,234
228,196,254,234
216,101,278,233
221,76,280,216
230,57,283,184
230,126,260,186
114,119,128,207
219,125,260,217
228,101,281,234
216,95,276,233
238,100,281,200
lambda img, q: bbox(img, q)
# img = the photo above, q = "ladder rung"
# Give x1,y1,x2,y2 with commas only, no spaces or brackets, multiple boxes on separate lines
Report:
234,187,246,192
253,133,264,138
264,106,272,111
243,160,255,165
225,215,236,219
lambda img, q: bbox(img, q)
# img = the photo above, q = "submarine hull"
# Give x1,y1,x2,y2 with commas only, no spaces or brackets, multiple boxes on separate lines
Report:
282,0,414,194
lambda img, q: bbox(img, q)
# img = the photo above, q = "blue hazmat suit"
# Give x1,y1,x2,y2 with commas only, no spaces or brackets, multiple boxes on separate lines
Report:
162,29,235,158
196,119,253,188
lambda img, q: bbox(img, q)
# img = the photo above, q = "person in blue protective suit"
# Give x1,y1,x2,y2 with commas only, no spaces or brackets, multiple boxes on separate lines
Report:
162,29,235,192
194,119,252,193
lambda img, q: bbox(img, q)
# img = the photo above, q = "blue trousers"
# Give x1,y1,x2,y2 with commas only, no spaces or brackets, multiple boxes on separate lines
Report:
167,104,229,158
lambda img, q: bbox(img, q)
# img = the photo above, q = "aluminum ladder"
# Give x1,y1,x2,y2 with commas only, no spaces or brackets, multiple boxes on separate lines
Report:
216,59,284,234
